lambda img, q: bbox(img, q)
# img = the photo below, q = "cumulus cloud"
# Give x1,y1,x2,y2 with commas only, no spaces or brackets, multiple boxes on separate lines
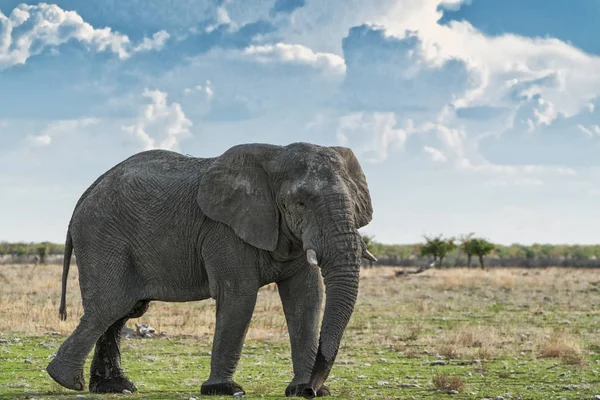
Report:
205,0,233,32
241,43,346,75
27,118,100,149
423,146,447,163
132,30,171,53
312,2,600,178
183,80,214,99
374,2,600,119
123,90,192,151
340,25,471,115
265,0,600,128
0,3,170,70
336,112,410,163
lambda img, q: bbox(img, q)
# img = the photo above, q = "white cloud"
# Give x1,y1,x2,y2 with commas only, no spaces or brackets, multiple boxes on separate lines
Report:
415,123,578,182
318,3,600,177
336,112,408,162
532,97,557,127
577,124,593,136
373,2,600,119
303,1,600,175
27,118,100,149
423,146,447,163
340,26,471,115
132,30,171,53
436,125,465,151
577,124,600,137
123,89,192,151
0,4,170,70
206,0,234,32
27,134,52,147
274,0,600,120
183,80,214,99
242,43,346,75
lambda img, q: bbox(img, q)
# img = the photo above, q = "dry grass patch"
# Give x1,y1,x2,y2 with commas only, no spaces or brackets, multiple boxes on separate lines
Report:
435,268,520,289
438,344,460,359
401,324,423,342
561,351,586,367
538,331,585,366
432,374,466,393
434,326,502,360
476,346,494,360
453,326,493,347
403,346,421,358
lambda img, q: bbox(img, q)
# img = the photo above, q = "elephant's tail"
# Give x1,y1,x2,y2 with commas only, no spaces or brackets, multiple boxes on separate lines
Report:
59,230,73,321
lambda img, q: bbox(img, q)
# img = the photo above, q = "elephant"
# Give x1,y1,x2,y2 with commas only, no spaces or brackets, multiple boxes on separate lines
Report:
46,142,376,398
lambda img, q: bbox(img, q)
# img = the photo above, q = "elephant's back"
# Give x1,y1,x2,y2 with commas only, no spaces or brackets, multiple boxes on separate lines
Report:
69,150,210,254
73,150,209,211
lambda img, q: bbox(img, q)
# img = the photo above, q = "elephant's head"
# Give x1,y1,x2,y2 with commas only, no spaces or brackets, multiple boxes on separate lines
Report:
197,142,375,397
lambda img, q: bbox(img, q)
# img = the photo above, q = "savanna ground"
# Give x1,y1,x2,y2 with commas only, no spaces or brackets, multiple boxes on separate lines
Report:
1,264,599,399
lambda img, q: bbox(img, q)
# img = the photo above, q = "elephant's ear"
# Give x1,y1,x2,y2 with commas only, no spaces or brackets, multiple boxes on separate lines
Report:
329,146,373,228
197,144,279,251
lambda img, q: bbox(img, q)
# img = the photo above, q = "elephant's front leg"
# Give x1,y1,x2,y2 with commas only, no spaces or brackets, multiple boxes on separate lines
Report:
200,291,257,396
278,265,329,397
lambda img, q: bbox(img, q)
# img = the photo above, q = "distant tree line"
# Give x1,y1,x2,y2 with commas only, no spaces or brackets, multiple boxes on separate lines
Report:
0,242,65,264
2,238,600,268
362,234,600,269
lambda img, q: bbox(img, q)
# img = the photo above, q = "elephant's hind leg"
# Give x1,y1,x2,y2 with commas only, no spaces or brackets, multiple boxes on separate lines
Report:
47,312,115,391
89,300,150,394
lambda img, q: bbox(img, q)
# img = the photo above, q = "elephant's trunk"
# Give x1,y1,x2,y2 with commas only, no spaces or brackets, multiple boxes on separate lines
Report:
302,214,361,398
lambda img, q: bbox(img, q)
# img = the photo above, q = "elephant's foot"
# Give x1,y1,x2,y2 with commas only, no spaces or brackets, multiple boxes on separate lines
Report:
89,376,137,393
46,356,86,391
285,383,330,398
200,379,245,396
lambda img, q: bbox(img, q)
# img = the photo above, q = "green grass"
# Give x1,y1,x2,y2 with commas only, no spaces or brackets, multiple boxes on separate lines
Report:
1,333,599,399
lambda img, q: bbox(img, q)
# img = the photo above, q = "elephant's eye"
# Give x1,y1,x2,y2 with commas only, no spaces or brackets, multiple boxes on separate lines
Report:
297,201,305,207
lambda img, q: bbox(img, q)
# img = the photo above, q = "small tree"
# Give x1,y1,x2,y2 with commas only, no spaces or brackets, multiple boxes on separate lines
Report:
439,237,457,268
466,238,495,269
420,236,440,263
36,242,50,264
12,246,26,257
421,235,456,268
458,233,475,268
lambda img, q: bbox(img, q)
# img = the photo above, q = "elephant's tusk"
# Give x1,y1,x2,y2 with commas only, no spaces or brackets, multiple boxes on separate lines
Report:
362,249,377,262
306,249,319,267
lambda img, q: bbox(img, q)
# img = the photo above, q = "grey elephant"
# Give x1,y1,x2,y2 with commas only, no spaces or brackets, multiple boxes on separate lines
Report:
47,142,375,398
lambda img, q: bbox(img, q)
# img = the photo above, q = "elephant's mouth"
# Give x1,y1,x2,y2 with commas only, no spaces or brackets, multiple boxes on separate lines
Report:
304,244,376,267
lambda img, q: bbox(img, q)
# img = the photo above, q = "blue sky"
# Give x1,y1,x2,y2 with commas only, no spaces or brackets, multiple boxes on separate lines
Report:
1,0,599,245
